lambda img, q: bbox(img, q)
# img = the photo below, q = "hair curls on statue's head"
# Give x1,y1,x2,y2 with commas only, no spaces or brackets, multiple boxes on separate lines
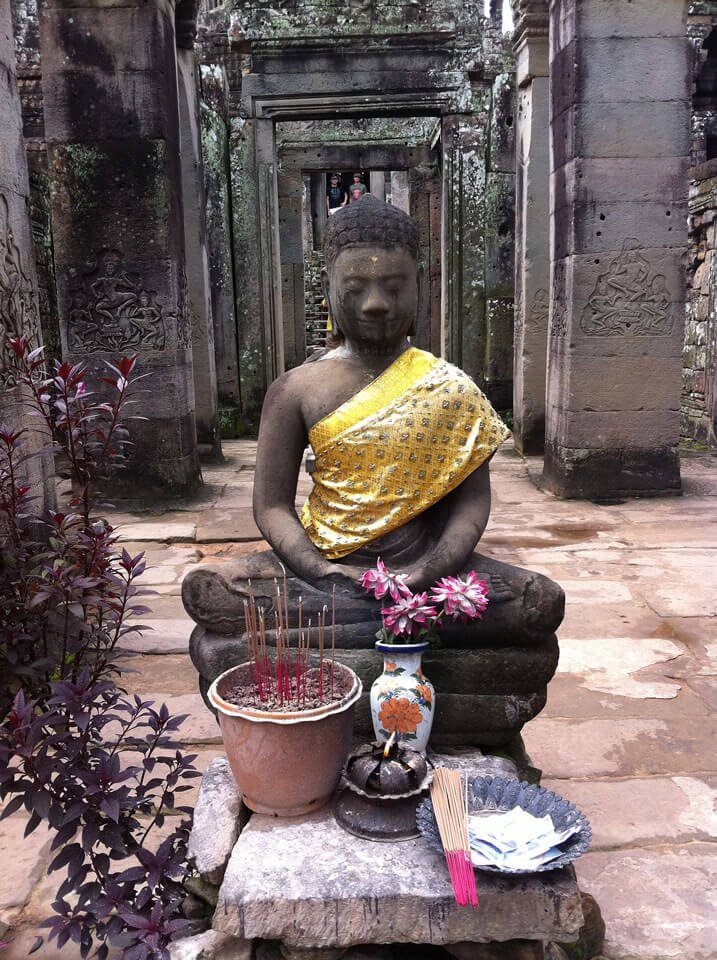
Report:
323,195,420,269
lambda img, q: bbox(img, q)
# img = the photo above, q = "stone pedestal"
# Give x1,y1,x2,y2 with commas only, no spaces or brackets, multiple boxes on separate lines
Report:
39,0,201,499
512,1,550,455
213,808,582,950
177,47,222,460
544,0,690,498
0,0,54,512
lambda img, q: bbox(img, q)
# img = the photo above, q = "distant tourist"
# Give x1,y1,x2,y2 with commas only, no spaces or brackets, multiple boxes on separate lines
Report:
349,173,367,203
327,175,348,215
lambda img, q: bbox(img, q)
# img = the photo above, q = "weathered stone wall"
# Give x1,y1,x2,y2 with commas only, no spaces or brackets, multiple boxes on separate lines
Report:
689,1,717,165
682,159,717,447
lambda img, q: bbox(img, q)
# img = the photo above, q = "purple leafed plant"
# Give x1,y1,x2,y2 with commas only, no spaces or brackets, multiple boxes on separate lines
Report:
0,338,200,960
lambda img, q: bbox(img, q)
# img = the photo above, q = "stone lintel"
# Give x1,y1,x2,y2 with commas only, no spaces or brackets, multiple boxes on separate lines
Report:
214,810,583,948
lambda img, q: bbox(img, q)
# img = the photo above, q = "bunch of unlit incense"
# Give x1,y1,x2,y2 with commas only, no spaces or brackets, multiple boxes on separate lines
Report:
430,768,479,908
241,577,338,709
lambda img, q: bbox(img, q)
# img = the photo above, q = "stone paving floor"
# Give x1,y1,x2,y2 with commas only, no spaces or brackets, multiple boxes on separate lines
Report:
1,440,716,959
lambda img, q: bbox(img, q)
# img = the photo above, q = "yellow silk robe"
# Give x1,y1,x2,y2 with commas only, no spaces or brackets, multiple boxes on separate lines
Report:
301,347,510,559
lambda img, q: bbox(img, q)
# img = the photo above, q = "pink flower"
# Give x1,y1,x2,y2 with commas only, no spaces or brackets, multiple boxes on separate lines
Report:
381,592,438,639
430,571,489,623
360,557,412,603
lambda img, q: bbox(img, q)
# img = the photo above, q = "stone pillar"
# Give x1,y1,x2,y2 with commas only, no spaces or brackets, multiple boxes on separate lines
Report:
512,0,550,454
278,165,305,370
544,0,690,498
177,45,222,460
11,0,62,365
0,0,54,510
255,118,284,381
389,170,410,212
409,162,441,355
199,66,240,407
441,105,489,378
39,0,201,499
484,71,516,410
369,169,386,201
228,115,282,430
228,114,263,430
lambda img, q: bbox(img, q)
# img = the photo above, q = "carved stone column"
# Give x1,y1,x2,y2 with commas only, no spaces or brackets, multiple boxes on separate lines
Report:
441,106,490,379
409,162,442,356
227,113,282,431
512,0,550,454
177,45,222,460
200,64,240,407
544,0,690,497
39,0,201,499
278,164,305,370
0,0,54,510
11,0,62,365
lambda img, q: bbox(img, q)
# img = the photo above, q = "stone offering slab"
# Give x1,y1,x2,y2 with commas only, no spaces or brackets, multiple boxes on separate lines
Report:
213,809,583,948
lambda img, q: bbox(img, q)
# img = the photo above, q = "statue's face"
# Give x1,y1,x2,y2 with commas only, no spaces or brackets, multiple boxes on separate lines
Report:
327,244,418,346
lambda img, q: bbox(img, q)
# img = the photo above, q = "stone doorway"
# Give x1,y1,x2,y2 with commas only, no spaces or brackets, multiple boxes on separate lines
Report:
275,117,444,368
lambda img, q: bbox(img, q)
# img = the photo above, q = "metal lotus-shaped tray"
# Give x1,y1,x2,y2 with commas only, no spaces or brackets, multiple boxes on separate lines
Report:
416,775,592,875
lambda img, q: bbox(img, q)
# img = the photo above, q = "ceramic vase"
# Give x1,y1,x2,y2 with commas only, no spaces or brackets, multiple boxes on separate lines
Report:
370,640,435,752
209,660,362,816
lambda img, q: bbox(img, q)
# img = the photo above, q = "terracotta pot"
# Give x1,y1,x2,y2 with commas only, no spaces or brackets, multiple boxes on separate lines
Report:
208,660,362,817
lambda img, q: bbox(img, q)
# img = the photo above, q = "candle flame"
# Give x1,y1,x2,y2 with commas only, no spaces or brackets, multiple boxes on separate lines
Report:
383,731,397,758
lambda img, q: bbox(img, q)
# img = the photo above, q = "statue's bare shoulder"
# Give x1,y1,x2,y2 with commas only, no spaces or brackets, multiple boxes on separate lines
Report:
267,352,368,432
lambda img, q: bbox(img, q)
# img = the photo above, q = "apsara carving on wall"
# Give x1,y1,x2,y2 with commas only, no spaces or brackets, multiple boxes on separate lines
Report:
581,239,672,337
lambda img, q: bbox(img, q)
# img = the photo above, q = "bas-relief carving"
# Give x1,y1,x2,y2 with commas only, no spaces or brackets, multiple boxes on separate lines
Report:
580,239,672,338
67,250,167,353
550,261,568,339
526,287,549,331
176,263,191,348
0,193,40,387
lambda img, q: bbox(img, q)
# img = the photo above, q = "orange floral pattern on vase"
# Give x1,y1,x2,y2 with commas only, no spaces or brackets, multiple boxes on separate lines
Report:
384,660,398,673
377,697,423,736
416,683,432,705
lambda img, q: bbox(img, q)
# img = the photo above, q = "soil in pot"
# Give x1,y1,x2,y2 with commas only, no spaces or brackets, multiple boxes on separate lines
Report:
220,659,353,714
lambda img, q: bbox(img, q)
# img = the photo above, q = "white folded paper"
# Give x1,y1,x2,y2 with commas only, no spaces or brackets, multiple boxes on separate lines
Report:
467,806,581,871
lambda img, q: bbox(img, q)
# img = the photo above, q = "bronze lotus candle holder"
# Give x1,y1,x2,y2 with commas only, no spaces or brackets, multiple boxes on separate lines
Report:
333,735,433,841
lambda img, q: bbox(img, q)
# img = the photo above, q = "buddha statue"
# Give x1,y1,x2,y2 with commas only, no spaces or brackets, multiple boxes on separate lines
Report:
183,196,563,747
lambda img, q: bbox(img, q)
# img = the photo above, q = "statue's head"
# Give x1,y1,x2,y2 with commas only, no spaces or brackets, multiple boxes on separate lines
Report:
322,195,421,348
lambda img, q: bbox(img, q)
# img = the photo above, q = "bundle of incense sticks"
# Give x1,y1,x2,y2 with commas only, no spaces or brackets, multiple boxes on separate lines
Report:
241,576,338,708
430,768,479,908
